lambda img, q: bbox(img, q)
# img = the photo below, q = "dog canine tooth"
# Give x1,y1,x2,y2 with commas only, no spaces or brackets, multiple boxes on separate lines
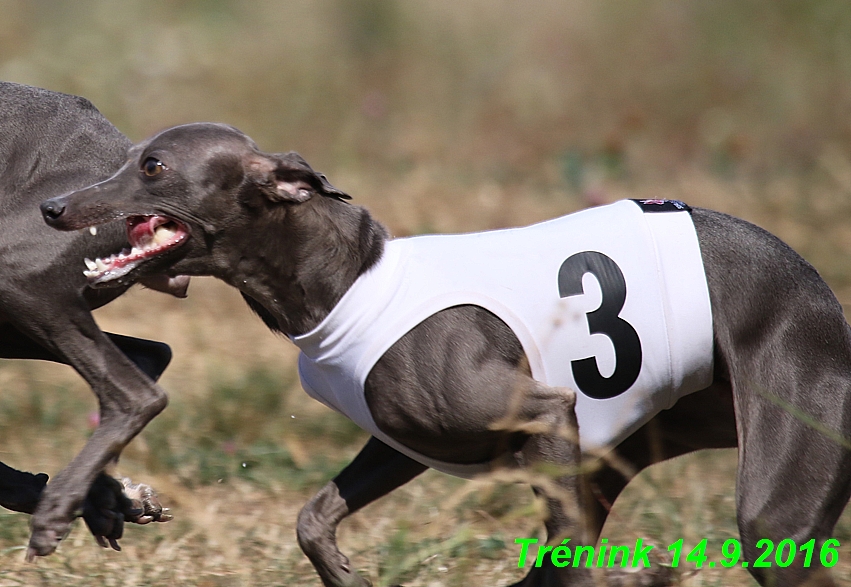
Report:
84,258,97,271
95,258,109,271
88,226,97,236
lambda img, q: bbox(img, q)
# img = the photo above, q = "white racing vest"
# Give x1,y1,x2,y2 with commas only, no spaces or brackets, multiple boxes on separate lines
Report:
292,199,714,477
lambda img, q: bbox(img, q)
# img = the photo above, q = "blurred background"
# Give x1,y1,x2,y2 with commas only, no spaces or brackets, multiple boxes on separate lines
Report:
2,1,851,585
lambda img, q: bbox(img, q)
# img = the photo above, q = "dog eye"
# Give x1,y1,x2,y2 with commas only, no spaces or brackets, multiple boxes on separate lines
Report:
142,158,166,177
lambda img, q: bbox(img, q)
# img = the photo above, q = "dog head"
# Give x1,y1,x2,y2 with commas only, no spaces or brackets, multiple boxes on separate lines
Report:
41,123,349,288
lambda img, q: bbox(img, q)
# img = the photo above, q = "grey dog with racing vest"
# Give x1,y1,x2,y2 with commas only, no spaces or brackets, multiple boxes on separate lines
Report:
42,122,851,586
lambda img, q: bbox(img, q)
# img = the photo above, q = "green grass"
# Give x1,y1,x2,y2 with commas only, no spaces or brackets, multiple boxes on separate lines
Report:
139,367,365,490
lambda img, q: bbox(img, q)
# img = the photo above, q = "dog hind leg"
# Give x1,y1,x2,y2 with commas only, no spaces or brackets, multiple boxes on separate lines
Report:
0,323,172,381
733,359,851,587
583,381,738,541
297,436,427,587
694,206,851,586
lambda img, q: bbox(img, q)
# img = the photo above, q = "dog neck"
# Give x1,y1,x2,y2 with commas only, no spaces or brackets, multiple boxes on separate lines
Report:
221,196,389,337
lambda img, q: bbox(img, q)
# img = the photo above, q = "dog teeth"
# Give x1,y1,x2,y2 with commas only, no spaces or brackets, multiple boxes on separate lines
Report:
153,224,177,245
89,226,97,236
82,223,181,281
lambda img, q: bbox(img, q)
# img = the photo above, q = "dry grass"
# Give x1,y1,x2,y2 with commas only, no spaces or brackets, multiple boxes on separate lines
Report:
3,1,851,585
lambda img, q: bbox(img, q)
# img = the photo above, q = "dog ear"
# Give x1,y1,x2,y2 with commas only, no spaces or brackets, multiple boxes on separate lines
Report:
246,151,351,204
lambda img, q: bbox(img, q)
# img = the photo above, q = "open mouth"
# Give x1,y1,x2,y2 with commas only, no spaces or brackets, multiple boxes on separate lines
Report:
83,215,189,284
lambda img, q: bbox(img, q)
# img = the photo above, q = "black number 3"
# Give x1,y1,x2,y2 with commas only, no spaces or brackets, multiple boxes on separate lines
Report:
558,251,642,399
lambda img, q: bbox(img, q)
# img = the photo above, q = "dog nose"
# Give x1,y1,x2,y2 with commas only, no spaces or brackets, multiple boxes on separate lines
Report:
40,199,66,223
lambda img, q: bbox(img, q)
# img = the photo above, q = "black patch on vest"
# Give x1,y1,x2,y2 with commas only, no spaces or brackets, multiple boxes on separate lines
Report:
630,199,690,212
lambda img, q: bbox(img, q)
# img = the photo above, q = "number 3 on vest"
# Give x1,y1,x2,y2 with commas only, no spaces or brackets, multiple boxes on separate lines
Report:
558,251,643,399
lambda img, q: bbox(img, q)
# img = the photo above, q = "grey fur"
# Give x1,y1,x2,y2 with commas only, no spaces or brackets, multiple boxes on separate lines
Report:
44,122,851,586
0,82,174,557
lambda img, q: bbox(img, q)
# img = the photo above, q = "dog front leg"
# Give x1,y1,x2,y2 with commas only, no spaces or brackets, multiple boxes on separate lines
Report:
11,310,169,558
502,381,674,587
496,381,593,587
298,437,427,587
0,323,172,548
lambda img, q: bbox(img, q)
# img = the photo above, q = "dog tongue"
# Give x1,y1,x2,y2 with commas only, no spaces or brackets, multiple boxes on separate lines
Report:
127,216,163,247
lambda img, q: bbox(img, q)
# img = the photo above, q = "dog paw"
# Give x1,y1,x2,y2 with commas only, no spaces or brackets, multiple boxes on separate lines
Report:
81,474,171,551
120,477,173,524
26,518,66,560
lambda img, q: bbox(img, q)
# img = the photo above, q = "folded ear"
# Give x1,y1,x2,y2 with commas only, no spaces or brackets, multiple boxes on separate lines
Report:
245,151,351,204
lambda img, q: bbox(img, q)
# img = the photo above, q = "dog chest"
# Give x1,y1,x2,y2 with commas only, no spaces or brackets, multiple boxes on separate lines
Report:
293,199,714,476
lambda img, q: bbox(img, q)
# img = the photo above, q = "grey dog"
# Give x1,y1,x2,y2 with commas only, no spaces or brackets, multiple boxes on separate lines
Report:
0,82,175,557
42,122,851,586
